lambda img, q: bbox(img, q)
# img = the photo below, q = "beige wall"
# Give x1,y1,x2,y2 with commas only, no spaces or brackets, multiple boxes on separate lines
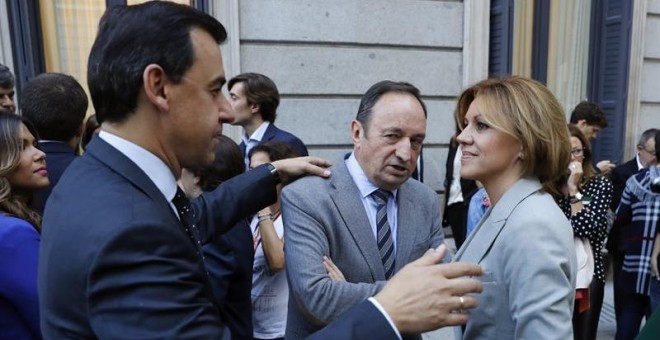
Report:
635,0,660,156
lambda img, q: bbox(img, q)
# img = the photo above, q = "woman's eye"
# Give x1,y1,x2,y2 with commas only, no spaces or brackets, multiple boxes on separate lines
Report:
476,122,489,131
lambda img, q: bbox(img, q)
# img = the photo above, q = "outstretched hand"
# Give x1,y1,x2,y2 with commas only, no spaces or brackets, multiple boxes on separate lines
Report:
374,245,483,334
271,157,332,185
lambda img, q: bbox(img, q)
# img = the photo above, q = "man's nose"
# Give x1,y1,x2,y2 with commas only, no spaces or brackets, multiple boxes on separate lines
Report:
395,138,412,162
218,96,235,124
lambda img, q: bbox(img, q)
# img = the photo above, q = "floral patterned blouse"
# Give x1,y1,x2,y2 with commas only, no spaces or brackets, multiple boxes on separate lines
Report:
557,175,613,283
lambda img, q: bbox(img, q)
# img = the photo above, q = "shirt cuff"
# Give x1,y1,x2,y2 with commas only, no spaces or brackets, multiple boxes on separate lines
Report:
368,297,402,340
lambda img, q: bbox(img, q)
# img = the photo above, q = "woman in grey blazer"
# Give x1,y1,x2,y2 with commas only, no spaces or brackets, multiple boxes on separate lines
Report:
453,76,577,339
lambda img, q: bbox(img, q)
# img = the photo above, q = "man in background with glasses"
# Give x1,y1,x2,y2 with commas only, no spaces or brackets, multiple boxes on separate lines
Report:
608,128,658,338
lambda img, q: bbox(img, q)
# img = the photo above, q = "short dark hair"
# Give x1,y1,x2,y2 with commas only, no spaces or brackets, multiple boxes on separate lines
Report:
638,128,658,147
88,2,227,123
248,141,300,165
356,80,427,132
569,101,608,128
194,135,245,192
21,73,88,142
0,64,14,89
227,73,280,122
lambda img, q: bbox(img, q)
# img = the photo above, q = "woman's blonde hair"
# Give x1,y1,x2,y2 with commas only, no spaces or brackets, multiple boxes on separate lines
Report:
0,112,42,229
455,76,571,197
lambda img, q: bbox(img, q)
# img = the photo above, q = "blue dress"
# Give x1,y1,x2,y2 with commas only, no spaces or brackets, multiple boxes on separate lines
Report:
0,214,41,339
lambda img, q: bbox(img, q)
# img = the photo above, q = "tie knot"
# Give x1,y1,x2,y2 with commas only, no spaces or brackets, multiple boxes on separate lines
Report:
371,189,391,205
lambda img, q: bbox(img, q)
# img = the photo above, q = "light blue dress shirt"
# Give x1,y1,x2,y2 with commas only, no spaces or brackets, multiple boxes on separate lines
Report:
345,153,399,253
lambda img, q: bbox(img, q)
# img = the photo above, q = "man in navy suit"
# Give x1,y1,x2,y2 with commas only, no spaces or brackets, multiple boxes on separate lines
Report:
228,72,308,167
21,72,88,214
37,3,329,338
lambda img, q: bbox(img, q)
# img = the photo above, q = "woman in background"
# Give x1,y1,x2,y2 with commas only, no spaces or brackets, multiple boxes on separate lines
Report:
0,112,49,339
248,141,299,340
557,124,613,340
453,76,576,339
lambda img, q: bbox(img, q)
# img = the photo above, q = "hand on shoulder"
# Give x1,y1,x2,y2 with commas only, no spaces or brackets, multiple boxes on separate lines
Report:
271,157,332,184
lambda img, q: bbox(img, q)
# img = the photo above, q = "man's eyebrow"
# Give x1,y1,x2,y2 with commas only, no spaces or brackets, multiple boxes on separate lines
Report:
209,76,226,88
382,127,403,133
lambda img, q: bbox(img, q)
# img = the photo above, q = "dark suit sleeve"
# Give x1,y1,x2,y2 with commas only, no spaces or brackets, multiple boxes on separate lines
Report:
192,164,277,243
308,300,398,340
87,220,229,338
289,137,309,157
610,167,626,211
610,161,638,211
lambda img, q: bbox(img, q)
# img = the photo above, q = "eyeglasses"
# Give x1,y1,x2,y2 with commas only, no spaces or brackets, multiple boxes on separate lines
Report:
640,147,656,155
571,148,585,156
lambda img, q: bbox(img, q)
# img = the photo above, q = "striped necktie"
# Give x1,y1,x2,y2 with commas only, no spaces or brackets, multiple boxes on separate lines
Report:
371,189,395,279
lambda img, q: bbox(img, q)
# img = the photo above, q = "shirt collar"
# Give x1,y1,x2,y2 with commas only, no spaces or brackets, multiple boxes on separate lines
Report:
636,153,645,170
241,121,270,145
345,152,398,199
98,131,178,202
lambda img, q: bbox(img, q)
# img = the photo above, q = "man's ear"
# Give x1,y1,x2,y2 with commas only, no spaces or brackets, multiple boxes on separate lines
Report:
351,120,363,145
576,119,588,129
143,64,169,112
250,103,260,114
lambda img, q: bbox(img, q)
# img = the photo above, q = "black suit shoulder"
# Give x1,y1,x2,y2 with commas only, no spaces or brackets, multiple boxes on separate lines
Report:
610,158,639,210
264,124,309,157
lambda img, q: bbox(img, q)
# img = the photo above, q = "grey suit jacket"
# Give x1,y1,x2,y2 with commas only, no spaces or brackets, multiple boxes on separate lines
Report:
454,177,576,339
282,158,444,339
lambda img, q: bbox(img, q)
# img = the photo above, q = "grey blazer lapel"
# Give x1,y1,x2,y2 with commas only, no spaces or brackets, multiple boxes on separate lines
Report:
329,161,386,279
394,182,417,270
454,177,542,263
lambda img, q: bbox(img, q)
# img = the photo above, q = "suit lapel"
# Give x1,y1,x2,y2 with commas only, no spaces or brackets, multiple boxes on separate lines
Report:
394,183,417,270
262,123,278,142
329,161,386,280
454,177,542,264
86,137,176,221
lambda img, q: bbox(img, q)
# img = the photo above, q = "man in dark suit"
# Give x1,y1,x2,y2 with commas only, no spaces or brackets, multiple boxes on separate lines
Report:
0,63,16,114
38,3,482,339
228,72,308,167
37,3,329,338
610,128,658,211
21,72,88,214
607,128,657,326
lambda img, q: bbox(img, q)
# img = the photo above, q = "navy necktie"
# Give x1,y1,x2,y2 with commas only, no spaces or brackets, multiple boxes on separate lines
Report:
172,187,205,260
371,189,395,279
